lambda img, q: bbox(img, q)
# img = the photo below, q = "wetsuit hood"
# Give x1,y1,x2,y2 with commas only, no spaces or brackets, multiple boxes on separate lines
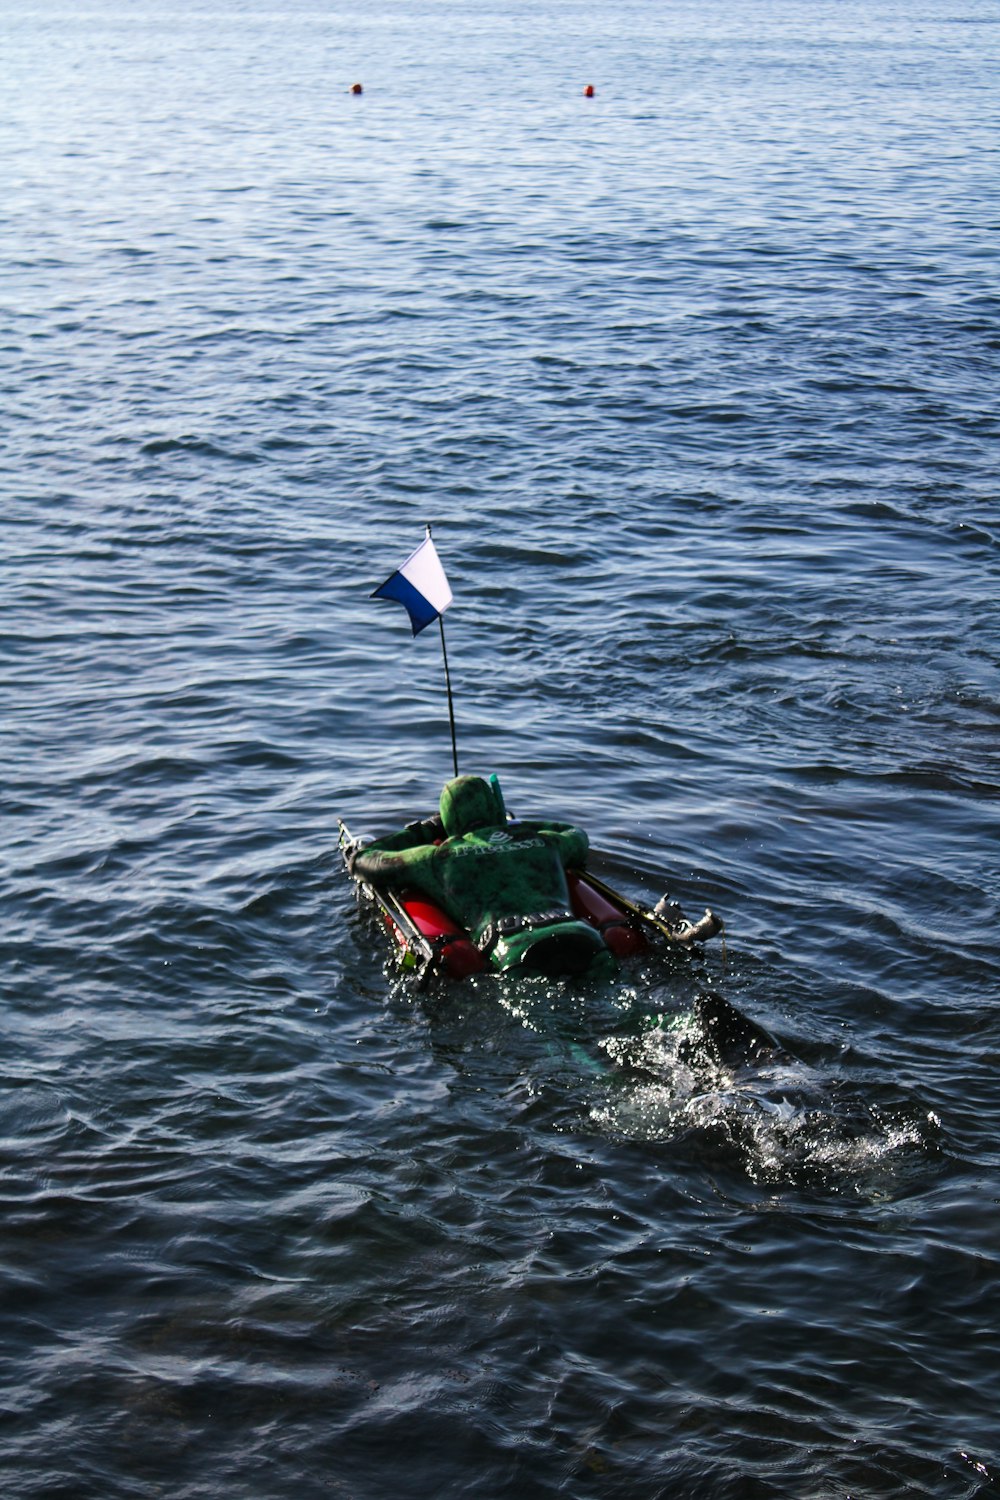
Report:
439,776,498,838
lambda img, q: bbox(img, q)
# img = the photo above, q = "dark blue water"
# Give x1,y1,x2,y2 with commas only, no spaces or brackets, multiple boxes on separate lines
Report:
3,2,999,1495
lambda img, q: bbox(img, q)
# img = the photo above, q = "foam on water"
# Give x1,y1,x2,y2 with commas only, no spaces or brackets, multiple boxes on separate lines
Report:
592,1020,940,1196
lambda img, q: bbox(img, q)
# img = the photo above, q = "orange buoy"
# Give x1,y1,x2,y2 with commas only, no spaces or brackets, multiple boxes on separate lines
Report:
583,84,595,97
350,82,363,95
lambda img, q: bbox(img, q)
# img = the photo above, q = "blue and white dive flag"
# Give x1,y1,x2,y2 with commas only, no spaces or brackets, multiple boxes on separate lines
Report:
371,535,453,636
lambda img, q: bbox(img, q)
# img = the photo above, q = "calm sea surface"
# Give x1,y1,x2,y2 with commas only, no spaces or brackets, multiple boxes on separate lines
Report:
3,1,999,1495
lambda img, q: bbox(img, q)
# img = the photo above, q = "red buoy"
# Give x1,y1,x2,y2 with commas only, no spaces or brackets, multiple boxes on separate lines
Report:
350,82,363,95
583,84,595,97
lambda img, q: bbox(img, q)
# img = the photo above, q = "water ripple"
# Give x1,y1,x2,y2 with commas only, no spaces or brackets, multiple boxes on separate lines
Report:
3,0,1000,1495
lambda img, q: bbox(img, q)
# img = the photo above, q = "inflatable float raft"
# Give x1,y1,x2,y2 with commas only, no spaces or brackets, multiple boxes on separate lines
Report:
338,810,722,986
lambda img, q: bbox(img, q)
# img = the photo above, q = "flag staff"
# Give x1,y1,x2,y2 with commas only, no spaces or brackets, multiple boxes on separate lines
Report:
427,522,459,777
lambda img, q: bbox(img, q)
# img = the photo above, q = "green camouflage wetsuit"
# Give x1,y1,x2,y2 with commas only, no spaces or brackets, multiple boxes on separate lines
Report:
351,775,609,975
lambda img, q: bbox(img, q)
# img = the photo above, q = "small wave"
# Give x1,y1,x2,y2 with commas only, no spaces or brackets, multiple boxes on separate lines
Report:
139,436,259,463
0,1083,74,1150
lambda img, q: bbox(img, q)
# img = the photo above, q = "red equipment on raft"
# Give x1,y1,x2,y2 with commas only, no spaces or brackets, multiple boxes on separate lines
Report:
375,870,651,981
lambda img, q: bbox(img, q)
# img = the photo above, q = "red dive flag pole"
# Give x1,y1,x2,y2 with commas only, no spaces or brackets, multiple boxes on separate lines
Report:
370,523,459,778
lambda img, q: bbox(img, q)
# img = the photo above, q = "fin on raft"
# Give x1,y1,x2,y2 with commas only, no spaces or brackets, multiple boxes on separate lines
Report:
687,989,782,1069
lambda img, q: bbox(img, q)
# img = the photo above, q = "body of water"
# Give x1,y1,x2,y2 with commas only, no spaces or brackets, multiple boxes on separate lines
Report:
3,2,1000,1495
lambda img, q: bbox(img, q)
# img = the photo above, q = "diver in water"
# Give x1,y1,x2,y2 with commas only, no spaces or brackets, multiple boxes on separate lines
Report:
348,774,611,975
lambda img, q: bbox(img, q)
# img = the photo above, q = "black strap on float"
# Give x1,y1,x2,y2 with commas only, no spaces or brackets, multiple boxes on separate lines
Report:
476,908,577,956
